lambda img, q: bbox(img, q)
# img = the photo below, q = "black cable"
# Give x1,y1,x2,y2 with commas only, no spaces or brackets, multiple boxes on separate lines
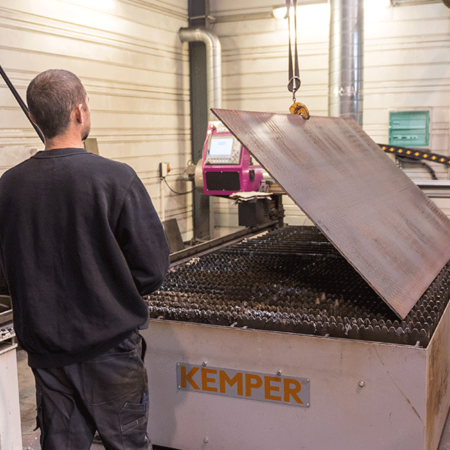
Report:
164,178,195,196
396,156,438,180
0,65,45,143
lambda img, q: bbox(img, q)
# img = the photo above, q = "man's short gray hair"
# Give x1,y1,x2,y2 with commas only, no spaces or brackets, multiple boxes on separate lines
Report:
26,69,87,140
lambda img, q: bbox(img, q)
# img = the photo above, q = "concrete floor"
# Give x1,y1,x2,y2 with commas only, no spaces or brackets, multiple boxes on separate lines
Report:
17,349,40,450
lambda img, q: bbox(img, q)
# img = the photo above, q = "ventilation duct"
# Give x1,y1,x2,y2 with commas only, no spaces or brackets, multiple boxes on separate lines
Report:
179,27,222,121
328,0,364,126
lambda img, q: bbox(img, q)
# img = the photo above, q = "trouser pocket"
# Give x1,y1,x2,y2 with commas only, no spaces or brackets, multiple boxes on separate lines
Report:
120,400,150,449
82,331,144,405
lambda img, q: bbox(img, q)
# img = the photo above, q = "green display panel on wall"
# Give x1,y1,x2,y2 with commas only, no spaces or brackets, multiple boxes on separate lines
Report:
389,111,430,147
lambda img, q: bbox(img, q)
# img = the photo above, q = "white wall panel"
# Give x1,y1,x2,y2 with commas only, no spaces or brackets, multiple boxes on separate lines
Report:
210,0,450,231
0,0,193,240
365,2,450,182
2,0,450,239
211,2,330,231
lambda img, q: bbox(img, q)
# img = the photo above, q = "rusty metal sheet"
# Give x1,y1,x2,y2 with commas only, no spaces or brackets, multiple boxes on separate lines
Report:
212,109,450,319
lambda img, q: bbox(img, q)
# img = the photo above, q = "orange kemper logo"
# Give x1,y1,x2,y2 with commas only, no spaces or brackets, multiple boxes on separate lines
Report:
176,363,310,407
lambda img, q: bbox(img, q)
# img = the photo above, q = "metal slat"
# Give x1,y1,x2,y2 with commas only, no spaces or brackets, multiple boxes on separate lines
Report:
212,109,450,319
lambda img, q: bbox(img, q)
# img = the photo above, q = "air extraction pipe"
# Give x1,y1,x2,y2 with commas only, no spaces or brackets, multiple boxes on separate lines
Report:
328,0,364,126
179,27,222,121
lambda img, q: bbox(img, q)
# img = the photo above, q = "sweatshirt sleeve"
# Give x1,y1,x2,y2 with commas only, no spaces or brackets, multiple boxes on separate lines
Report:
116,175,170,296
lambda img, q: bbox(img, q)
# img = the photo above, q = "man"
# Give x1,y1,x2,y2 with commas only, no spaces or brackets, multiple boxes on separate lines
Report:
0,69,170,450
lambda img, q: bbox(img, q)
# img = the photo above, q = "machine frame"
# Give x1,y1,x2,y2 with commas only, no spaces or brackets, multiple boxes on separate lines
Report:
143,299,450,450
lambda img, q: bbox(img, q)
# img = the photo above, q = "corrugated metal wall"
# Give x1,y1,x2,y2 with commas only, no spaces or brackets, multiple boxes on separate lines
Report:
364,1,450,181
210,0,450,232
0,0,193,239
1,0,449,239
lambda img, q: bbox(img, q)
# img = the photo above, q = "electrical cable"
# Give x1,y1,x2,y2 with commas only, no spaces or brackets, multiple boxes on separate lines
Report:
0,65,45,143
396,156,438,180
164,178,195,196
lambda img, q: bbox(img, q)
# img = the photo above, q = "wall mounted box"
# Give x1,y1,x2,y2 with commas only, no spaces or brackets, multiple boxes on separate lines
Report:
389,110,430,147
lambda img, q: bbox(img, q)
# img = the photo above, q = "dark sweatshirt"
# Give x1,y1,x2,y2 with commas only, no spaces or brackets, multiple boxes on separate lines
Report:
0,148,170,368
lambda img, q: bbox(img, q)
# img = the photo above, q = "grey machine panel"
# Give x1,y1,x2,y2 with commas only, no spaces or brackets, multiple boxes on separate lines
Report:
212,109,450,319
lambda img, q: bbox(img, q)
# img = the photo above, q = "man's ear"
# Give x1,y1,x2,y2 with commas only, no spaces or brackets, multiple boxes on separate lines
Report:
74,104,84,123
29,113,37,126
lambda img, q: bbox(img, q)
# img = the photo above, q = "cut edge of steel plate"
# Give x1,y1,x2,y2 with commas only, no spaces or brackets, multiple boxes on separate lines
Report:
211,108,450,320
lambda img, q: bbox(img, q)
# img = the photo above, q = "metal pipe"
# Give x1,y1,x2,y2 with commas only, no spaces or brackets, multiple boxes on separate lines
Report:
328,0,364,126
179,27,222,121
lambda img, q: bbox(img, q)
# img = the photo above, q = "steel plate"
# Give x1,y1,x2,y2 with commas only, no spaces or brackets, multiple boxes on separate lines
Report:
212,109,450,319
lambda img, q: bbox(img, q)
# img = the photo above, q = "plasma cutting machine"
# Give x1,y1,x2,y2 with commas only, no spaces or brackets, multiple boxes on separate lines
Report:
196,120,283,228
142,110,450,450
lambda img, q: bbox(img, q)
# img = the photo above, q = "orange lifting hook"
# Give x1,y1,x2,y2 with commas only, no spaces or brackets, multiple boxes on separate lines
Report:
289,102,310,120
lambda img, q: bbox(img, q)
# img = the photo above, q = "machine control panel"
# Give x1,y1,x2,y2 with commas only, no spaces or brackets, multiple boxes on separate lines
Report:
205,134,242,165
201,121,264,196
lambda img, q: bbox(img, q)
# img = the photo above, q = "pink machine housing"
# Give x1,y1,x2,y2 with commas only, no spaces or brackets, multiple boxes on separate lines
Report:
202,121,264,196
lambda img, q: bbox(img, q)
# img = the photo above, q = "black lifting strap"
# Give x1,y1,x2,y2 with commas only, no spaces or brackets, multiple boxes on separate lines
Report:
287,0,300,102
0,65,45,143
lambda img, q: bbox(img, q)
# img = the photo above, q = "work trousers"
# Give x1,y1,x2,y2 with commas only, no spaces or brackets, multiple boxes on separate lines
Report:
32,329,151,450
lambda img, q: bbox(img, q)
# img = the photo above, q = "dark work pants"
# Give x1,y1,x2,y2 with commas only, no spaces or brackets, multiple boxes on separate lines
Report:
32,330,151,450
